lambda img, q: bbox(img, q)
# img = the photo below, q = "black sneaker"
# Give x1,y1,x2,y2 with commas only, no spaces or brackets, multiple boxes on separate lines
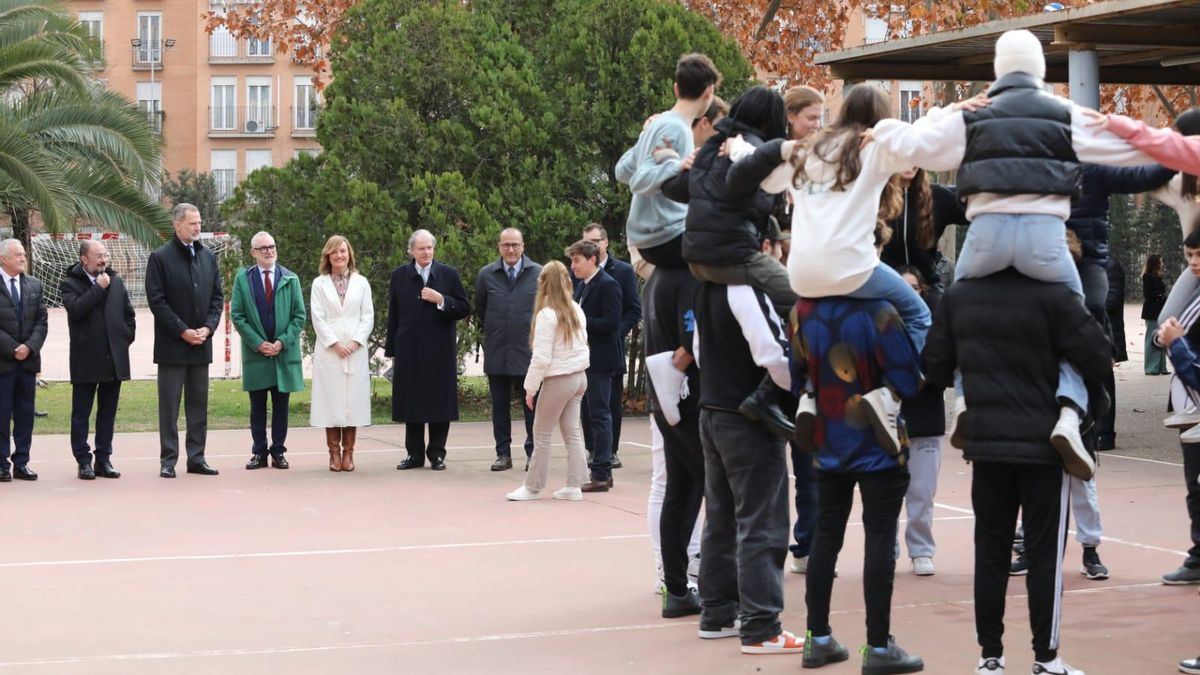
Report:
661,586,701,619
1010,553,1029,576
1081,546,1108,580
1163,565,1200,585
861,637,924,674
802,631,849,668
1180,655,1200,675
697,618,740,639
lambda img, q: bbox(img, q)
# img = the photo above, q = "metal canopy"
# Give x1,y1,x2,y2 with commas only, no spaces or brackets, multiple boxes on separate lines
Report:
816,0,1200,85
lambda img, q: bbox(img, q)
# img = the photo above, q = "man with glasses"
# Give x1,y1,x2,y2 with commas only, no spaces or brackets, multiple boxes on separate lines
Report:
0,239,47,482
230,232,306,471
579,224,640,469
474,228,542,471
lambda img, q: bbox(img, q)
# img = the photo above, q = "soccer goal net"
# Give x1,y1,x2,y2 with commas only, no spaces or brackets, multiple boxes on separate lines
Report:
31,232,239,309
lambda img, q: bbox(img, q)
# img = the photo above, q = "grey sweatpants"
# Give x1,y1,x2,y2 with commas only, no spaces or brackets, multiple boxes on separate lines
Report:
903,435,943,559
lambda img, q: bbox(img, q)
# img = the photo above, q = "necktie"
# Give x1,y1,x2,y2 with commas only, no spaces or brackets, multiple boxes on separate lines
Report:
263,269,273,305
9,277,19,313
507,266,516,284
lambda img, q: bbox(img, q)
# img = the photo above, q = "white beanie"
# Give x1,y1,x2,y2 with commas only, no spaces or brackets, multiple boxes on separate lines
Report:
993,29,1045,80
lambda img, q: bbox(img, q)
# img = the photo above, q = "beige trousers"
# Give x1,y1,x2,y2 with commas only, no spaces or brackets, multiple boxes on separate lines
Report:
524,371,589,491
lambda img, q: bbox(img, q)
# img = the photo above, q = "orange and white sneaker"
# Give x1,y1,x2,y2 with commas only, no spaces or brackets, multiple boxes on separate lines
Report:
740,629,805,655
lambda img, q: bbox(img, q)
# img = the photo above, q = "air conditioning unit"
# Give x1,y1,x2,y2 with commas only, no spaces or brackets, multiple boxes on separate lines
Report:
245,120,259,133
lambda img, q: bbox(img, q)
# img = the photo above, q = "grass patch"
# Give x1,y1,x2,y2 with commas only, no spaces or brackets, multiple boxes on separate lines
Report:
29,376,495,435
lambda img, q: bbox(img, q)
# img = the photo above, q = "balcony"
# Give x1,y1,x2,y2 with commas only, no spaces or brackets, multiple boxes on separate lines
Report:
290,105,321,137
209,106,277,138
209,33,274,64
130,40,175,70
145,110,164,135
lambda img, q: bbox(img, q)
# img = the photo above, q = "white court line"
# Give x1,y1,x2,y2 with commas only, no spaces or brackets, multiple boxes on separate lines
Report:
1105,453,1184,467
0,516,976,570
0,582,1174,669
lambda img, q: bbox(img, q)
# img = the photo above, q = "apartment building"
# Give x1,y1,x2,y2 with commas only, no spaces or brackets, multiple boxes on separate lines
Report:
70,0,322,201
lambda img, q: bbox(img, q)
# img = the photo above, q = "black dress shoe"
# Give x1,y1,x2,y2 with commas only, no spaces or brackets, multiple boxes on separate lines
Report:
270,453,289,469
738,375,796,440
13,465,37,481
245,454,269,470
0,467,10,482
160,466,176,478
186,462,219,476
33,410,47,418
612,454,623,469
94,460,120,479
491,456,513,471
78,463,96,480
430,457,447,471
397,456,424,470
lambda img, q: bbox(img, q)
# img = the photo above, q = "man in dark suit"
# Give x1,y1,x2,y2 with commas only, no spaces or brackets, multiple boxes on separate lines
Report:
0,239,48,482
475,228,541,471
386,229,471,471
581,224,641,468
145,203,224,478
568,239,623,492
61,240,136,480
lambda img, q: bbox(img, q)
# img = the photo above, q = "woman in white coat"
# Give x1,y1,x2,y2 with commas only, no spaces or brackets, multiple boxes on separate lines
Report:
311,235,374,472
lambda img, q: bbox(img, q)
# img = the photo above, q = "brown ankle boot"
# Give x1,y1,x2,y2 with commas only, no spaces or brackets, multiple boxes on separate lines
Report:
326,428,342,472
341,427,356,472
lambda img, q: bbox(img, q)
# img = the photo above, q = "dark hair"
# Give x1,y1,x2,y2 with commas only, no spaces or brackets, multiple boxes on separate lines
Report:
1175,108,1200,200
1143,253,1164,277
582,223,607,240
1185,228,1200,250
895,264,928,292
795,84,892,193
675,53,722,100
727,86,788,142
565,239,600,263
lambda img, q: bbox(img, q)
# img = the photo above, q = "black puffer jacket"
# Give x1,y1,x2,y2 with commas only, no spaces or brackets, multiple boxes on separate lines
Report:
924,269,1111,466
1066,163,1175,264
664,117,784,267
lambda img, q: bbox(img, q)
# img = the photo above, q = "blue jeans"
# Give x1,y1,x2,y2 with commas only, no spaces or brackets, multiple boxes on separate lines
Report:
955,213,1087,410
848,264,930,353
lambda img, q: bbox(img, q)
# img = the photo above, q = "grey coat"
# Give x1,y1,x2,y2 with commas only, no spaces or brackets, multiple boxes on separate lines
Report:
0,273,48,374
474,255,541,376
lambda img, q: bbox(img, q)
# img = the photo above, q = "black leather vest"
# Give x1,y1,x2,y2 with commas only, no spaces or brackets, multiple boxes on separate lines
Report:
957,72,1081,198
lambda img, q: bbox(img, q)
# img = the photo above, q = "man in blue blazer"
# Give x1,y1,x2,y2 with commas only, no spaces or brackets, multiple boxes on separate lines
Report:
568,239,623,492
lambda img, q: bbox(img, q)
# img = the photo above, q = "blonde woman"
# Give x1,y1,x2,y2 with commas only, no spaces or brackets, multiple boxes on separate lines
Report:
310,235,374,472
506,261,590,501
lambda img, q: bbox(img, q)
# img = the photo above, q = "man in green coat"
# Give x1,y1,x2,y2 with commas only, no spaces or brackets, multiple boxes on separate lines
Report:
231,231,306,470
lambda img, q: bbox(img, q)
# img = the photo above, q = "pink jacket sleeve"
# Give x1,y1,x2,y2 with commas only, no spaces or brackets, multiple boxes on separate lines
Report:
1107,114,1200,174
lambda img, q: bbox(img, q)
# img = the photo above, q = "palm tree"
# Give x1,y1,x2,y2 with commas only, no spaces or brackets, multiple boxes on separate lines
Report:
0,0,171,250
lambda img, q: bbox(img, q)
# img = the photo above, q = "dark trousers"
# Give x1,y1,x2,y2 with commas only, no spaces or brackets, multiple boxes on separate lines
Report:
582,370,624,458
157,364,210,467
1182,443,1200,567
583,369,614,481
698,409,789,646
806,468,909,648
70,381,121,463
487,374,534,458
790,441,818,558
637,234,687,269
656,406,705,596
1097,367,1117,443
972,461,1070,663
0,368,36,468
249,387,290,454
405,422,450,465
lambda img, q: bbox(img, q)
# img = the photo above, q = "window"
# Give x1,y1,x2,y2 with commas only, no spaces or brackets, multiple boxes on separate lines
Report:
210,25,236,59
246,76,271,132
211,76,236,130
294,76,316,130
136,12,161,64
245,150,272,176
294,148,320,160
248,36,271,57
864,17,887,45
136,82,162,133
79,11,102,42
898,81,923,124
211,150,237,201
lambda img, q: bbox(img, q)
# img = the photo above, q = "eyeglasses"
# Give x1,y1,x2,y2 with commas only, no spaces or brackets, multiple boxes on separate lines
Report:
253,245,277,252
499,242,523,249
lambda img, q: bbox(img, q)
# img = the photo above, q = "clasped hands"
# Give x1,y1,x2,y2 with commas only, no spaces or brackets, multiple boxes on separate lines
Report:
180,326,211,346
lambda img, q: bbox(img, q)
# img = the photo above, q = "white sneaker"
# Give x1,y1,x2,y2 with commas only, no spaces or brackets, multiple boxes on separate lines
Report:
552,486,582,501
1050,408,1095,481
912,556,935,576
646,351,687,426
1164,410,1200,429
505,485,540,501
948,397,967,449
1183,425,1200,443
1031,657,1084,674
789,555,807,574
860,387,903,455
739,629,805,654
976,656,1005,673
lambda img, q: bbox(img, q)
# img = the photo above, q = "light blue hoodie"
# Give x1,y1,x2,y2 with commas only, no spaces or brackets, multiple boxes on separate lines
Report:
615,110,693,249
